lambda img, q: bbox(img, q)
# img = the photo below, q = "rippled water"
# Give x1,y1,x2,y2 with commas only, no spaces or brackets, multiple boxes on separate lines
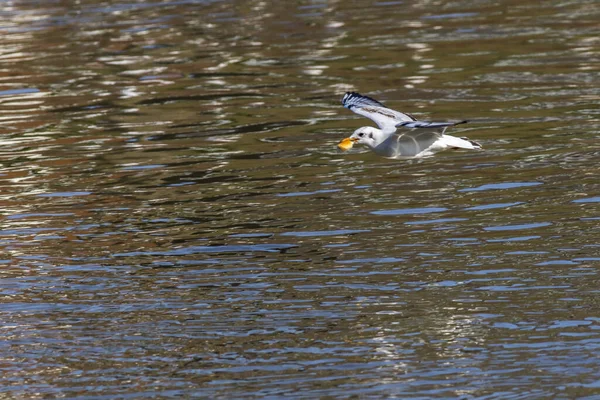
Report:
1,0,600,398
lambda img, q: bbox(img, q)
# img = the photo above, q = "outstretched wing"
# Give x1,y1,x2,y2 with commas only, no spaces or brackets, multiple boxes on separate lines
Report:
396,120,468,135
388,120,478,156
394,130,444,157
384,128,473,158
342,92,416,133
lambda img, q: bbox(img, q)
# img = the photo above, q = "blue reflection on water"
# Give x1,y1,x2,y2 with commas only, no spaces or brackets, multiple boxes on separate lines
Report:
460,182,542,192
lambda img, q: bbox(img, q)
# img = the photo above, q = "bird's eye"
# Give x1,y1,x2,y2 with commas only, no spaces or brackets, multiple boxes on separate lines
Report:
358,132,364,137
369,133,373,139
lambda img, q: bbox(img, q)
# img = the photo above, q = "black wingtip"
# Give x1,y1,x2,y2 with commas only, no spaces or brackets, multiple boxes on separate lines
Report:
341,92,386,109
342,92,361,107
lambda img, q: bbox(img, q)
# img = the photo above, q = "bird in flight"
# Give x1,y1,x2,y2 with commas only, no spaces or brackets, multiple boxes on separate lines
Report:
338,92,481,158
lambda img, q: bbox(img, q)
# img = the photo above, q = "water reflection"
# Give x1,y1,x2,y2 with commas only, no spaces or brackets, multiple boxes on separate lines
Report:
1,0,600,397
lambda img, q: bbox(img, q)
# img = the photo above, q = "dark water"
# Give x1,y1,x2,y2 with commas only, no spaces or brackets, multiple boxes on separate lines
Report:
1,0,600,398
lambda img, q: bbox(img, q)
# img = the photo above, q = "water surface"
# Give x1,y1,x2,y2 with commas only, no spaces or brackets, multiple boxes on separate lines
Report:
1,0,600,398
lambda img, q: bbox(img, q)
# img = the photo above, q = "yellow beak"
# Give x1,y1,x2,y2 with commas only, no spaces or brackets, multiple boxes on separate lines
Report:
337,137,357,151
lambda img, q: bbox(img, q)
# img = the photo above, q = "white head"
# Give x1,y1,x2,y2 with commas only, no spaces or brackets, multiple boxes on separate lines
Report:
337,126,385,152
349,126,383,149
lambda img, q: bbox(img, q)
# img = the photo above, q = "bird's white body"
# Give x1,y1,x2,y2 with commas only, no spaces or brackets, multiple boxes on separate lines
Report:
338,92,481,159
353,126,481,159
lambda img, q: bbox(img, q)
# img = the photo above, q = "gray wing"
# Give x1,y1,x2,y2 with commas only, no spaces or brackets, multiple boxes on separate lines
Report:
378,129,458,158
396,119,468,135
393,130,444,157
342,92,416,133
386,120,470,157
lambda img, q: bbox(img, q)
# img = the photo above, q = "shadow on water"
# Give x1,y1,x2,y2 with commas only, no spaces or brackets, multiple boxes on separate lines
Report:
0,0,599,398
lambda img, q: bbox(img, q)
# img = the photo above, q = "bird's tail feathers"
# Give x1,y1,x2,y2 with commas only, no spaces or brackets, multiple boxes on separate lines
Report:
441,135,483,150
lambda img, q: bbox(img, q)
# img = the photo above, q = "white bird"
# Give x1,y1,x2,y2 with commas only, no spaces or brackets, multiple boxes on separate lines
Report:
337,92,482,158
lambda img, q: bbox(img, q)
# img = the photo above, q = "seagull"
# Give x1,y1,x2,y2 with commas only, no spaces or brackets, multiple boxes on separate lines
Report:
337,92,482,158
